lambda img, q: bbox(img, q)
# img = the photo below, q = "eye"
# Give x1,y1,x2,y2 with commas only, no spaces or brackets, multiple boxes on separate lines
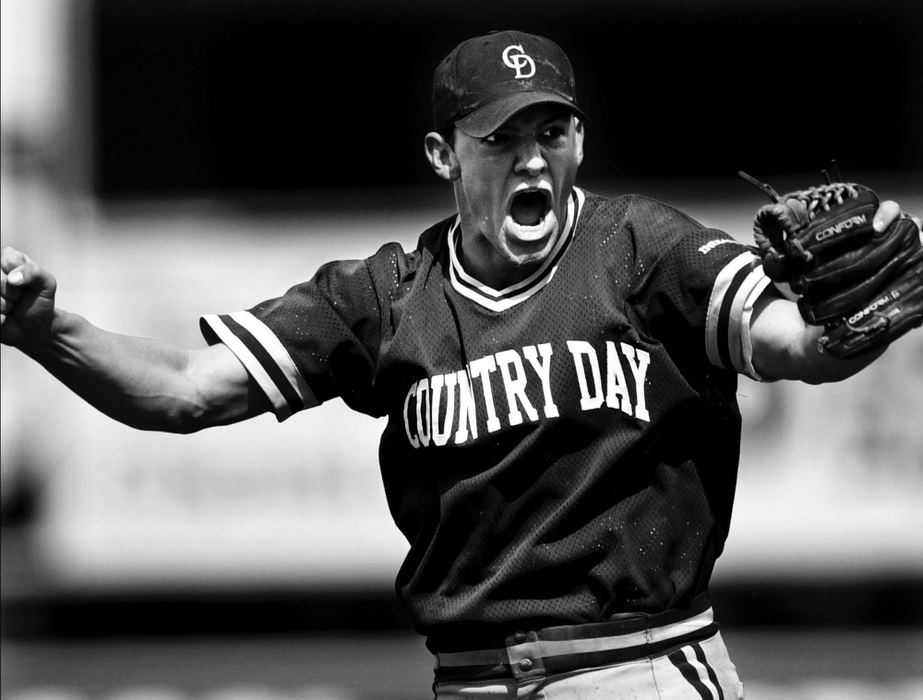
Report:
542,124,567,140
482,132,511,145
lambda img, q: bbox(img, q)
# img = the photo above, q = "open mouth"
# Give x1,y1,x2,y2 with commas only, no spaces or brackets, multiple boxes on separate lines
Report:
510,190,551,227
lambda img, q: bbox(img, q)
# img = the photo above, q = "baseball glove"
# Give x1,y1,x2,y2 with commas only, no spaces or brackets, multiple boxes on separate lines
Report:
740,171,923,358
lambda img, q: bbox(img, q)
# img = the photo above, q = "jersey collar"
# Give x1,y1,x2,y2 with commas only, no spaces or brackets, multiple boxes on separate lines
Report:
447,187,585,312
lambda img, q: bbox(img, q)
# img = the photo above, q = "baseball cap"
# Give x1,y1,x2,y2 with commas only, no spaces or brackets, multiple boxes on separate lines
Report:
432,30,588,138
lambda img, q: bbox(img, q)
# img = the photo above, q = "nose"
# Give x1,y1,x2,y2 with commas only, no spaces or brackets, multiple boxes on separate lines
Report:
515,140,547,176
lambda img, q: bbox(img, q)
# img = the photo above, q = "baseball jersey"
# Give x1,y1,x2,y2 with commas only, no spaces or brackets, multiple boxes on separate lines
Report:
200,187,771,643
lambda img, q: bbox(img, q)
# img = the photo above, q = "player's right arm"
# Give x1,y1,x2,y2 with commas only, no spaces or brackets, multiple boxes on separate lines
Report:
1,246,271,432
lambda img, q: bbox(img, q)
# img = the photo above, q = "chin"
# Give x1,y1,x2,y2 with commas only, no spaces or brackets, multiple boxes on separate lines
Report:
503,215,559,260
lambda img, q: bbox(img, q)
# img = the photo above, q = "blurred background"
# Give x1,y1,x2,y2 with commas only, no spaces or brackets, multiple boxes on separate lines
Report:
1,0,921,698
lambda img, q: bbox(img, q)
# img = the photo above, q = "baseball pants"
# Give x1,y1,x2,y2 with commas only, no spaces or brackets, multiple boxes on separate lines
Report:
430,598,743,699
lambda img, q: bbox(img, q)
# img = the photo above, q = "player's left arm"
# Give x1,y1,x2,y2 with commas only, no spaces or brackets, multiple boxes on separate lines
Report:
748,288,885,383
749,200,917,383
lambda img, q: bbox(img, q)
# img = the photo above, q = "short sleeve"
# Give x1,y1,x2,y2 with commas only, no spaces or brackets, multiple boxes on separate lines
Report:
200,257,385,421
626,197,771,379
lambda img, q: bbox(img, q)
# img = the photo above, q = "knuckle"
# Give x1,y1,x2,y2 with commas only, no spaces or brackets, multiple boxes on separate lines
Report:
1,246,24,270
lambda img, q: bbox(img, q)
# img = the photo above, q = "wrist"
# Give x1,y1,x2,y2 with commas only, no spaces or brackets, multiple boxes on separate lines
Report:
19,308,73,361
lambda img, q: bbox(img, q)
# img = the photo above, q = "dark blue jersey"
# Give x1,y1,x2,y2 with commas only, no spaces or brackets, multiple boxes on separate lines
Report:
201,188,770,641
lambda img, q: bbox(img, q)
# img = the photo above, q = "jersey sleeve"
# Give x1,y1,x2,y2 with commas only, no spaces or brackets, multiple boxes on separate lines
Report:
625,197,771,380
200,251,395,421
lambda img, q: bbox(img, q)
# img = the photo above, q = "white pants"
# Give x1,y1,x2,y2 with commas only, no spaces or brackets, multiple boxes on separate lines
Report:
434,631,744,699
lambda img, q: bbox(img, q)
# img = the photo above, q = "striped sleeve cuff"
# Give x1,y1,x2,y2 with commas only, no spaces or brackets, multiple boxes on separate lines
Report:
705,252,772,380
200,311,319,421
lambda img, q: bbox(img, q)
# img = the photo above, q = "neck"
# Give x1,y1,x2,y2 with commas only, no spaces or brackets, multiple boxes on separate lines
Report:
457,234,544,289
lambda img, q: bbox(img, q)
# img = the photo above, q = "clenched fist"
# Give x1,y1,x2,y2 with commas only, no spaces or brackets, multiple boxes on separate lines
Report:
1,246,58,348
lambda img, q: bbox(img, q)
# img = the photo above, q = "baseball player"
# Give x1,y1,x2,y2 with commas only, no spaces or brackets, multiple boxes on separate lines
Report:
2,30,921,699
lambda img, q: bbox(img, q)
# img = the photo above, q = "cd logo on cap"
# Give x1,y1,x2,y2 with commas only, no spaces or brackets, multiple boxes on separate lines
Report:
502,45,536,79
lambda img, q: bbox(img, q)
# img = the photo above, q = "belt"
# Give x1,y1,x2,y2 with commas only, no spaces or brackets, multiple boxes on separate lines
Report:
431,596,718,682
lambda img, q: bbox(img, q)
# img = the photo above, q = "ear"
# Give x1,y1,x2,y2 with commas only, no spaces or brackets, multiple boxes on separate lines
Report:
424,132,460,181
573,118,585,167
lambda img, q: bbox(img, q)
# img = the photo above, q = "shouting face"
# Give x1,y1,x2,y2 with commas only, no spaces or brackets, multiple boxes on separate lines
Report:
426,103,584,288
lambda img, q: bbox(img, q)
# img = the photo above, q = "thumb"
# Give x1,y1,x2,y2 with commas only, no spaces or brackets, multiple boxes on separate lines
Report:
3,253,54,293
7,266,27,285
2,247,34,286
872,200,901,233
8,259,44,288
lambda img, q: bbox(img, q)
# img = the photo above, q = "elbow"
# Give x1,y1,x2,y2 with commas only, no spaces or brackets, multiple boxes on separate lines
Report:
800,372,835,386
117,398,212,434
119,414,200,435
166,401,214,434
165,416,207,435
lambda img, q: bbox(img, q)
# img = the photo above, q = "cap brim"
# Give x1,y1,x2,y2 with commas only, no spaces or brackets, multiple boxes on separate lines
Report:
454,92,588,138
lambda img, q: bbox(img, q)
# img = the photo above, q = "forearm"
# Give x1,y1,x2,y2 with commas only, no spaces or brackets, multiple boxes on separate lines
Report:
754,314,885,383
750,292,886,384
20,308,210,432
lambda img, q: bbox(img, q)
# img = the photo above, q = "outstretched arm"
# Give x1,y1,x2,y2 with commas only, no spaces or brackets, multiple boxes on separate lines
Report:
1,246,270,432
